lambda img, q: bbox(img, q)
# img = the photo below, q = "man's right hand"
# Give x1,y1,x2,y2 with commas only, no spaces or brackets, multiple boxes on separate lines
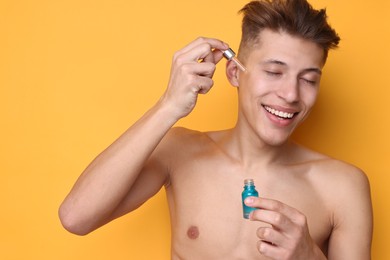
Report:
160,37,229,120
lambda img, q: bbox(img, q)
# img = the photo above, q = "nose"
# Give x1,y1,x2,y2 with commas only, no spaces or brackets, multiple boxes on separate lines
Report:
276,78,299,103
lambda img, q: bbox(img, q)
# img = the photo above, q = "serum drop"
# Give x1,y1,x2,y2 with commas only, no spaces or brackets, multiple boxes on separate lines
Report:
242,179,259,219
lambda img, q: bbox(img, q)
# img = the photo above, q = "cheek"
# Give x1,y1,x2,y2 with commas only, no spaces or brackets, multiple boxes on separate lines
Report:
238,85,267,107
301,87,319,108
240,75,269,96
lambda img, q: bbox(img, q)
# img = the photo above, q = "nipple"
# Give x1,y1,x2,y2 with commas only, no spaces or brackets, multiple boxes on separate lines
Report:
187,226,199,239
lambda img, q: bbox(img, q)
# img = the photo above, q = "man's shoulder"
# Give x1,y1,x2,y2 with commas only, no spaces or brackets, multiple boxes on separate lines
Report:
167,126,203,139
293,143,365,176
291,143,369,193
166,127,224,145
298,148,371,207
158,127,220,155
165,127,208,146
310,153,367,186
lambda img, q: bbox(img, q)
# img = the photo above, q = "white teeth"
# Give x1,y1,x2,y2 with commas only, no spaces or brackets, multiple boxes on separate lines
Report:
264,106,294,119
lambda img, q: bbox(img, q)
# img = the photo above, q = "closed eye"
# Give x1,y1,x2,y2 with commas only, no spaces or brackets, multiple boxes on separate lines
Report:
300,78,316,86
265,71,282,77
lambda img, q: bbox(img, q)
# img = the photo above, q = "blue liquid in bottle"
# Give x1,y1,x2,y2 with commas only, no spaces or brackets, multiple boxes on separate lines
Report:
242,179,259,219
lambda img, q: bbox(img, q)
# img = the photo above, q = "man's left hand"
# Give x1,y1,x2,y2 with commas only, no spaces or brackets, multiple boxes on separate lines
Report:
245,197,326,260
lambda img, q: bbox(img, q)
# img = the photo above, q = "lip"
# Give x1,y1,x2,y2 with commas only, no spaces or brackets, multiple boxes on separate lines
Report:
262,104,299,127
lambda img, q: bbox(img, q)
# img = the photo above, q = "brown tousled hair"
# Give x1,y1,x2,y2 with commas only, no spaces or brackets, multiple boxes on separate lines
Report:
238,0,340,62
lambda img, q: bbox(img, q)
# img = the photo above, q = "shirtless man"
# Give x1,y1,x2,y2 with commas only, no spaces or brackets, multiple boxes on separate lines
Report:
59,0,373,259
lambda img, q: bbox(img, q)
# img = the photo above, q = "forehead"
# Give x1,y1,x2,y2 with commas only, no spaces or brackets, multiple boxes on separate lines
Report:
248,29,325,68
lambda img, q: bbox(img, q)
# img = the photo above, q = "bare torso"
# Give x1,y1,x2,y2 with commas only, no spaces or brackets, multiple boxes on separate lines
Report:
163,128,342,259
58,34,372,259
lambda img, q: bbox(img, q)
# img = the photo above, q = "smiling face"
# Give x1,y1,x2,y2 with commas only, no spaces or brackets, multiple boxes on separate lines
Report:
231,29,325,146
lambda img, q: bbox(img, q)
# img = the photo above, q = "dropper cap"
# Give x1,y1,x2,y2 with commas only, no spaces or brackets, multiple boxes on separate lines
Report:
222,48,247,72
222,48,236,60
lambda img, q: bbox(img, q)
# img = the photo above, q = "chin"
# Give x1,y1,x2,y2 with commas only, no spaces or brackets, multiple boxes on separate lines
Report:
265,137,290,147
260,129,294,147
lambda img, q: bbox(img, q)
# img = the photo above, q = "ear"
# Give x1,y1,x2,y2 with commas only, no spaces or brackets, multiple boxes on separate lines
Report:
225,60,240,87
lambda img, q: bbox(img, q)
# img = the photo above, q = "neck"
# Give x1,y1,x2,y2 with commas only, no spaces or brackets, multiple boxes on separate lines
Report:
220,126,293,168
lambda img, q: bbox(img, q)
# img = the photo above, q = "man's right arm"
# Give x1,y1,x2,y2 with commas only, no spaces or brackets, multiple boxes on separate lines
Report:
59,100,177,235
58,37,229,235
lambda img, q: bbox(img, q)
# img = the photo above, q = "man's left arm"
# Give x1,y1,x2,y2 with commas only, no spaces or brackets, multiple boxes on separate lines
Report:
245,197,327,259
326,168,373,260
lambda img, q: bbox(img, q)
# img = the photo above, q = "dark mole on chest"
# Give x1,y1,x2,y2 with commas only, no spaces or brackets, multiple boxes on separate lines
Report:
187,226,199,239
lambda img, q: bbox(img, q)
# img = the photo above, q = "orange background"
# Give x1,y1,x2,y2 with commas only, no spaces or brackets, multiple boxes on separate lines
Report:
1,0,389,259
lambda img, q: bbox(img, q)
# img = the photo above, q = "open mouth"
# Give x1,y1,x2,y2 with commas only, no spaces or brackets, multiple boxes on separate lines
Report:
263,105,297,119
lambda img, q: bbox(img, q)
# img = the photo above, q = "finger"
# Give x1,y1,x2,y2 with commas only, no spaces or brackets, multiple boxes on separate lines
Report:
257,226,286,246
245,197,303,225
189,62,217,78
175,40,229,67
175,37,229,57
251,209,295,233
184,43,221,64
257,240,285,258
195,76,214,94
202,48,225,64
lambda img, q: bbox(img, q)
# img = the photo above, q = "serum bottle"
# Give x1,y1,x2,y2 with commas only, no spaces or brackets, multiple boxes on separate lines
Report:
242,179,259,219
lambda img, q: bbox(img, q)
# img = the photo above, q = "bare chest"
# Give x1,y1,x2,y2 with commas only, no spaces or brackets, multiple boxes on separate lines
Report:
166,161,331,258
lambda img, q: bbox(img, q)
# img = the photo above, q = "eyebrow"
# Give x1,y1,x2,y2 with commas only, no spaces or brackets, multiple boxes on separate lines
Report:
262,59,322,75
